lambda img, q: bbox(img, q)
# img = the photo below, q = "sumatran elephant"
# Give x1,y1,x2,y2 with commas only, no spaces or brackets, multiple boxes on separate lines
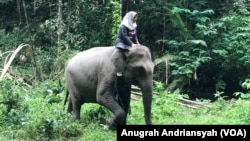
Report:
64,45,154,129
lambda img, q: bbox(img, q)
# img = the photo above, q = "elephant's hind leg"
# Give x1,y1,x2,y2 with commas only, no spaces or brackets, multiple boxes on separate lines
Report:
67,88,82,120
67,97,73,113
72,101,82,120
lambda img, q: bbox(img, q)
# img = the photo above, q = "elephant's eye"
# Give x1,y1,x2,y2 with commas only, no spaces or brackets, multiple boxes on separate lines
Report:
133,53,144,60
134,66,146,75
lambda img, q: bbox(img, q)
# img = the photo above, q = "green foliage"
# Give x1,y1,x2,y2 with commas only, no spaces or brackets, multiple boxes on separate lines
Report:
0,0,14,5
111,0,120,42
153,90,179,118
153,6,214,94
69,0,117,49
41,80,63,95
233,0,250,15
166,40,211,78
21,103,82,141
152,0,250,98
165,6,188,36
41,80,64,104
224,99,250,123
214,14,250,68
154,81,165,92
131,81,250,125
0,79,83,140
0,28,19,51
0,79,116,140
0,79,28,129
1,0,250,100
2,1,250,139
234,79,250,100
0,79,250,140
205,9,250,96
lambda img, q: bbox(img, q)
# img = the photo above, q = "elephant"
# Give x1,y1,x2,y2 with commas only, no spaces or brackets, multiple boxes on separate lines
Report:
64,45,154,129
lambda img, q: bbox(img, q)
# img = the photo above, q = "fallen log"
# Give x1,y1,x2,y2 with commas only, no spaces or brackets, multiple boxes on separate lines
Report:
131,85,211,109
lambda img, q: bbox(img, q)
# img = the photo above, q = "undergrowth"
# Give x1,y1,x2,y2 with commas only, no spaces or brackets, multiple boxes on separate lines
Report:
0,79,250,141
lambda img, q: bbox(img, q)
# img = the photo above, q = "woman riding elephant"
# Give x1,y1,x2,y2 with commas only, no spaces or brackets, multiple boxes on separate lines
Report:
115,11,141,77
64,45,154,129
64,11,153,130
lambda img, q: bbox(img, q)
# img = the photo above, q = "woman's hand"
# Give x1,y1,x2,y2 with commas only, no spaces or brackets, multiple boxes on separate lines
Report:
132,43,141,47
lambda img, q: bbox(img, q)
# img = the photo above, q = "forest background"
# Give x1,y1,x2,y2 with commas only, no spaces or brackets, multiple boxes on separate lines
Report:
1,0,250,140
1,0,250,99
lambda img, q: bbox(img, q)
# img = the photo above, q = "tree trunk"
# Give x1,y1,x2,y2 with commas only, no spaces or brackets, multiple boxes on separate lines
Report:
57,0,63,57
165,58,170,86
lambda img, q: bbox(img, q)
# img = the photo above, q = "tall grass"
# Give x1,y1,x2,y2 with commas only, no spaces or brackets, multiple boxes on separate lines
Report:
0,79,250,141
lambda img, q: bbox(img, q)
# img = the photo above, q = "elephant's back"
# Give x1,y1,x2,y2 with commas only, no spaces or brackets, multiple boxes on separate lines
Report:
70,46,115,63
66,46,113,66
83,46,115,55
65,46,116,83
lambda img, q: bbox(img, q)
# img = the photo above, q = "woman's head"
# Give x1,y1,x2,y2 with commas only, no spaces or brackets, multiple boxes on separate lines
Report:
133,13,138,23
121,11,138,30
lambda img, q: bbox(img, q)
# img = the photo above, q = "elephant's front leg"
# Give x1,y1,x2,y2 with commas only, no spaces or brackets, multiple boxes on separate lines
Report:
116,77,131,125
96,83,125,129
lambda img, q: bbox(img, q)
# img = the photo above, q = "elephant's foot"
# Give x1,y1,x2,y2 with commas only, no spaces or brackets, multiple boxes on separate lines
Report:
107,118,117,130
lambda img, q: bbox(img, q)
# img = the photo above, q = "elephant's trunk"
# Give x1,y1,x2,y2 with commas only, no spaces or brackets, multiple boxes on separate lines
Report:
139,78,153,125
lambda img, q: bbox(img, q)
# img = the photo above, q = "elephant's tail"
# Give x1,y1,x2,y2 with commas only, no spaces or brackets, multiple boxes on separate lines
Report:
63,88,69,108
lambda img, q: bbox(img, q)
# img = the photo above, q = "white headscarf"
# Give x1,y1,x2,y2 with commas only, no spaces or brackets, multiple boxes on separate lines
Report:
120,11,138,30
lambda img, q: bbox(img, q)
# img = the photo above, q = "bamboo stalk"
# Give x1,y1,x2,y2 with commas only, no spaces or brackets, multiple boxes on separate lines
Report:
0,44,30,80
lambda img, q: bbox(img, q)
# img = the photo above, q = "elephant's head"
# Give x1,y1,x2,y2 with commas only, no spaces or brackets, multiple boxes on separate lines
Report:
124,45,154,124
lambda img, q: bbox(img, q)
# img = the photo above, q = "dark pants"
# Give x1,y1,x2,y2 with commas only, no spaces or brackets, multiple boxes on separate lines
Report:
113,48,129,73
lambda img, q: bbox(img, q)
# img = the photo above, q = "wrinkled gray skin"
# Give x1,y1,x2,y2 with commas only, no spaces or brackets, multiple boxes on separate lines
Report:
64,45,154,129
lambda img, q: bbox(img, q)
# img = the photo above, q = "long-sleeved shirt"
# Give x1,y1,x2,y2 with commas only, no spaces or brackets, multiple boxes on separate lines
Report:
115,25,139,49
